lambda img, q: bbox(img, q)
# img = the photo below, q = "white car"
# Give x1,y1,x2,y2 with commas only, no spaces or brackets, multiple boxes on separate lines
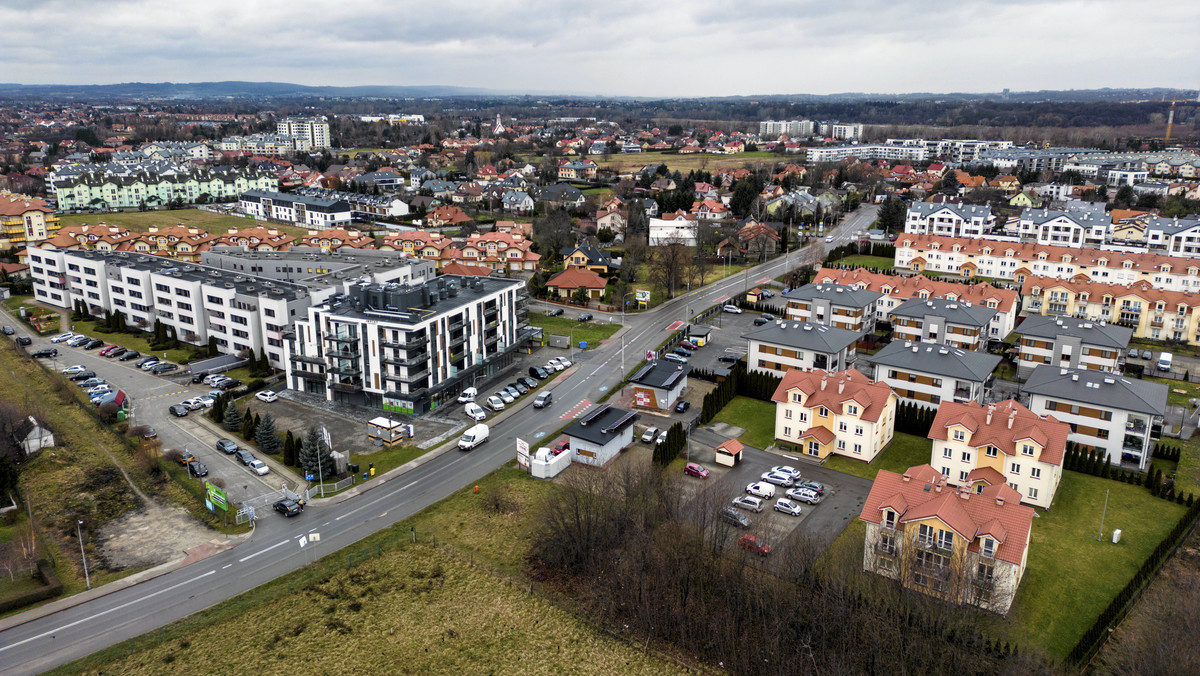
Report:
457,387,478,404
486,395,506,411
544,361,564,373
640,426,659,443
86,385,112,397
731,495,764,513
495,390,515,404
62,364,87,375
774,498,803,516
771,465,802,481
761,471,794,487
825,236,834,243
140,360,161,371
182,398,207,411
786,487,822,505
248,459,270,476
722,304,742,314
746,482,776,499
655,430,668,446
255,390,279,403
464,402,487,421
51,332,75,343
552,357,572,369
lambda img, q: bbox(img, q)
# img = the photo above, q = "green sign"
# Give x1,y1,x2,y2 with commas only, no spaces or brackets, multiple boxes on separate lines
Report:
206,482,228,511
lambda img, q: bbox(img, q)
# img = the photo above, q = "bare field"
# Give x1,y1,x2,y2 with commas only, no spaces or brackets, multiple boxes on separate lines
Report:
58,209,311,239
598,150,783,174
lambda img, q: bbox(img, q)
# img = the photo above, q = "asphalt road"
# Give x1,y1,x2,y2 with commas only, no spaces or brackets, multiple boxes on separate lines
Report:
0,207,872,674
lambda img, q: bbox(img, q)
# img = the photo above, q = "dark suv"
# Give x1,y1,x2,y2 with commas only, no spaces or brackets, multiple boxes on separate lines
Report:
216,438,239,454
274,499,304,517
235,448,255,466
719,506,752,528
32,348,58,358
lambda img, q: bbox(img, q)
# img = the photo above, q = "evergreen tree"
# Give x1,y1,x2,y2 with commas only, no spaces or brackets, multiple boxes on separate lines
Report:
284,430,298,466
241,411,256,440
255,413,281,454
208,335,218,357
222,400,243,432
300,425,335,480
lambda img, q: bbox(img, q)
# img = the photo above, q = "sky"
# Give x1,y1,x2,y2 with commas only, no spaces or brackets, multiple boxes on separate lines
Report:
2,0,1197,97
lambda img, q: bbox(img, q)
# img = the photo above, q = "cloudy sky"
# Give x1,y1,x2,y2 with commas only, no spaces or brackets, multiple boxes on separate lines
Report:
2,0,1197,96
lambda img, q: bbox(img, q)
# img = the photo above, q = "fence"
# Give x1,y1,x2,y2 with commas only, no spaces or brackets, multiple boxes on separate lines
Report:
306,475,355,499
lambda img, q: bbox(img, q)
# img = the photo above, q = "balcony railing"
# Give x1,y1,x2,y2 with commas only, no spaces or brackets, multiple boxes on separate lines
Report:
329,381,362,393
292,370,324,381
289,353,323,365
399,335,428,349
324,334,359,345
327,365,362,377
875,543,897,557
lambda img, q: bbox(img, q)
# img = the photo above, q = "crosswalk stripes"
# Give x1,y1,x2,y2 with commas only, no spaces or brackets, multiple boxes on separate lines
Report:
558,398,592,421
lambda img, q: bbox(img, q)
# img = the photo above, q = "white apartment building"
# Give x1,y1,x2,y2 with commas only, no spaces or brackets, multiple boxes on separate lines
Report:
884,138,1015,163
1015,315,1131,378
867,341,1000,409
648,216,698,246
806,144,930,164
276,117,331,149
1015,208,1109,248
889,297,997,351
783,283,881,333
1023,367,1166,472
759,120,814,137
904,203,996,239
239,190,352,229
1147,216,1200,257
742,321,862,376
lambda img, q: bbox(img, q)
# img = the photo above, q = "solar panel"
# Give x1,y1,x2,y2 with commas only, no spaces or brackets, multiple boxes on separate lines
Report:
662,370,684,388
603,410,638,434
631,363,655,382
578,404,611,427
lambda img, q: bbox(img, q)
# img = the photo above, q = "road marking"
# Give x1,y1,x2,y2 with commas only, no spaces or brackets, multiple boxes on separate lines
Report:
713,295,729,304
238,540,289,562
756,277,771,284
559,399,591,420
0,570,217,654
222,564,232,569
399,480,419,491
665,320,684,331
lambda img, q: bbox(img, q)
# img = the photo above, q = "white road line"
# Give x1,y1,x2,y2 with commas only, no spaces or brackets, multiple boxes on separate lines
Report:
399,480,419,491
221,564,232,569
237,540,289,562
0,570,217,654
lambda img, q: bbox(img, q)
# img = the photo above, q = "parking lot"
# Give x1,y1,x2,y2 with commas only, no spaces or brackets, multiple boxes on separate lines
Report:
687,298,790,371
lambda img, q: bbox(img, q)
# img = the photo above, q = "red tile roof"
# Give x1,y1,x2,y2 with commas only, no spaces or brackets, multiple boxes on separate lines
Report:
770,368,895,423
930,399,1068,466
546,267,607,290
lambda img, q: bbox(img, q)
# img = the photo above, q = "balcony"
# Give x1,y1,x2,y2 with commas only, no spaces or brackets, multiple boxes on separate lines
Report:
954,387,972,401
289,353,323,365
399,334,428,349
330,346,360,359
380,339,403,349
1151,316,1164,328
292,370,325,381
874,543,897,557
324,334,359,345
448,319,465,332
449,335,467,349
384,352,428,367
327,365,362,377
1126,418,1149,436
329,381,362,393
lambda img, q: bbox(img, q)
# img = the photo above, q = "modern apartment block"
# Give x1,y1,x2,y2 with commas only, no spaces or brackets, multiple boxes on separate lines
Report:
742,321,862,376
867,341,1000,409
1023,367,1167,472
52,166,277,211
759,119,815,137
239,190,352,230
285,274,530,415
276,117,331,149
860,464,1034,615
1015,315,1131,378
770,367,897,462
1021,274,1200,343
782,283,881,333
889,297,997,350
903,203,996,239
1015,207,1109,248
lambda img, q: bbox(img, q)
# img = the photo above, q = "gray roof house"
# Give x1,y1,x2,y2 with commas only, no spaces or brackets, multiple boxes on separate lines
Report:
742,321,862,376
867,341,1001,407
563,405,639,467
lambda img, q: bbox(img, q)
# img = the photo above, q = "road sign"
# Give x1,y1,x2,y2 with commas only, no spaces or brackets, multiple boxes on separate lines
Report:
309,533,320,542
516,437,530,470
206,483,227,511
299,536,308,548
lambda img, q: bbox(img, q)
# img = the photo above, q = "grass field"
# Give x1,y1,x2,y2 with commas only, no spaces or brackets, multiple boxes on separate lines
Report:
528,314,621,347
823,432,932,481
56,467,687,675
830,255,895,271
59,209,311,240
1145,376,1200,409
597,150,783,175
711,396,777,449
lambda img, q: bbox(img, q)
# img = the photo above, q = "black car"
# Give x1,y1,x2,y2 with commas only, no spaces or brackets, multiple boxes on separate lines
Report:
529,366,549,380
216,438,239,454
235,448,255,465
119,350,142,361
545,308,564,317
216,379,242,390
577,313,593,322
717,354,743,363
1,326,13,335
32,348,57,358
151,363,179,374
83,338,104,350
135,356,157,367
15,336,31,346
187,462,209,478
191,372,207,384
273,499,304,517
675,401,691,413
511,381,529,395
142,426,157,439
517,376,538,390
68,371,96,381
168,404,189,417
719,506,752,528
672,346,693,357
104,346,127,358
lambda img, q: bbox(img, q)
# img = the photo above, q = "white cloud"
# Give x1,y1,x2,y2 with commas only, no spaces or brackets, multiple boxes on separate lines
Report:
1,0,1197,95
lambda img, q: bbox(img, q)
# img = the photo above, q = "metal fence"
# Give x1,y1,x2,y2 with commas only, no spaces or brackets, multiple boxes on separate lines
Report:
306,475,355,499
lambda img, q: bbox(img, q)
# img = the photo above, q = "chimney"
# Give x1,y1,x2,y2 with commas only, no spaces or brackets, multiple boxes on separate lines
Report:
821,376,828,391
1008,411,1017,429
838,380,845,394
996,496,1005,506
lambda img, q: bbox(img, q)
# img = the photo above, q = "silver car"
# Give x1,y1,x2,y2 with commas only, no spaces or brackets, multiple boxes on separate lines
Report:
731,496,764,513
761,471,794,487
774,498,803,516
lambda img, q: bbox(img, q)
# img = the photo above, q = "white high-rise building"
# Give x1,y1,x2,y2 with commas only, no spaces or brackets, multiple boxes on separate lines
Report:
276,117,331,149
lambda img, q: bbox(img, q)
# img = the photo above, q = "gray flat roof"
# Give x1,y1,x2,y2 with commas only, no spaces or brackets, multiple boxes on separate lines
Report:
564,405,639,445
890,297,997,328
1016,315,1133,349
868,340,1000,382
321,274,523,325
58,249,308,301
630,361,691,389
783,282,882,308
742,321,861,353
1023,366,1167,416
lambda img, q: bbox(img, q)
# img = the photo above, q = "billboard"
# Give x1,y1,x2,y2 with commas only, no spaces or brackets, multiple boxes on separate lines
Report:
206,482,228,511
635,289,651,302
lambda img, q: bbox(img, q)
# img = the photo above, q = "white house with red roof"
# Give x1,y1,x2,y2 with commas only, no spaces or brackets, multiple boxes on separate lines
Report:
860,463,1034,614
770,368,897,462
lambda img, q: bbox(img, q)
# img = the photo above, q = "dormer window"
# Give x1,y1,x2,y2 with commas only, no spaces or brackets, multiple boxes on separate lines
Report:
1123,261,1133,269
953,430,965,441
1037,253,1048,261
883,510,897,529
981,537,995,558
983,247,992,255
1098,257,1107,266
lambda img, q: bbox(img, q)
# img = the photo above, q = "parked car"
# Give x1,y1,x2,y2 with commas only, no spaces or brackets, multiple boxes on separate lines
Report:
678,339,698,350
684,462,709,478
577,313,593,322
503,385,522,400
83,338,104,350
98,344,121,357
68,371,96,381
552,441,570,454
191,372,207,384
753,313,777,326
486,395,506,412
495,390,515,404
182,398,207,411
640,427,659,443
141,426,157,439
61,364,86,376
717,353,742,363
1142,349,1153,360
50,332,75,343
786,487,822,505
32,348,57,358
544,360,564,372
216,379,242,390
738,534,772,556
168,404,189,417
731,496,764,513
761,470,794,487
255,390,279,403
760,289,775,298
151,363,179,374
457,387,478,403
774,498,803,516
794,479,825,495
674,400,691,413
746,482,776,499
15,336,30,346
720,506,752,528
134,356,158,367
533,391,553,408
545,308,564,317
139,359,161,371
66,335,90,347
235,448,255,465
517,376,538,390
2,326,14,335
672,346,693,357
248,459,270,476
274,499,303,517
553,357,573,369
663,353,688,364
1127,347,1140,359
77,377,105,389
655,430,668,446
722,304,742,314
216,438,239,454
464,402,487,421
203,373,228,386
528,366,549,380
118,350,141,361
187,462,209,478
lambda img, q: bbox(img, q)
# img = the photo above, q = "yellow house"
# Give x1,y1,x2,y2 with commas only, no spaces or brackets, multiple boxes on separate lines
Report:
860,464,1035,614
1021,273,1200,344
771,368,896,462
1007,191,1041,209
0,192,60,249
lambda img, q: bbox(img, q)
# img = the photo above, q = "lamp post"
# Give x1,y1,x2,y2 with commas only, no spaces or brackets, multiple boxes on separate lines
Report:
76,520,90,590
621,291,635,327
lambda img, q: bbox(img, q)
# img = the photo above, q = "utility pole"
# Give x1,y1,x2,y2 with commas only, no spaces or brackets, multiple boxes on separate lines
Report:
76,520,90,590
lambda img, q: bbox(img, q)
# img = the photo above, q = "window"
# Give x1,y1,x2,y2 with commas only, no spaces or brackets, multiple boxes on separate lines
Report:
941,466,950,477
884,510,897,529
838,421,848,432
1028,487,1039,500
959,470,969,481
853,443,862,454
783,426,792,437
1030,467,1041,479
943,447,952,458
791,392,802,403
837,439,846,450
847,405,859,415
937,529,954,553
855,426,864,436
917,523,935,546
1010,462,1021,474
879,532,897,556
981,538,995,558
798,412,808,423
1022,444,1034,456
985,445,998,457
818,407,829,417
961,451,972,463
784,409,793,419
807,441,820,455
953,429,965,441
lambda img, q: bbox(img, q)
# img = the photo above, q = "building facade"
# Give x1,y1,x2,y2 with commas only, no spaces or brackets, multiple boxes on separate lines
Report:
904,203,996,239
742,321,862,376
783,283,881,333
239,190,352,229
1021,274,1200,344
889,297,997,350
771,368,897,462
0,192,60,249
1015,315,1131,378
276,117,331,149
867,341,1000,409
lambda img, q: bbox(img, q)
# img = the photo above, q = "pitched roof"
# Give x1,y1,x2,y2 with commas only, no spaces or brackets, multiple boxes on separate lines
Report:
929,399,1069,466
742,320,862,353
897,233,1195,276
890,297,997,328
1016,315,1133,349
546,267,607,290
814,267,1018,313
1021,273,1200,310
868,341,1000,382
770,368,894,423
1023,366,1167,417
859,464,1034,565
784,282,882,308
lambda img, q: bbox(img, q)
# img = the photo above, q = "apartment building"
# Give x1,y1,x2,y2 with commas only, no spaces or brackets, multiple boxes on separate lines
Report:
276,117,331,149
1021,274,1200,343
742,321,862,376
883,138,1015,163
1147,216,1200,257
53,166,277,211
889,297,997,350
813,267,1018,339
759,119,815,137
1024,367,1166,472
860,464,1034,615
217,133,310,156
296,187,410,221
239,190,352,230
1015,315,1131,378
0,192,60,249
770,368,897,462
904,203,996,239
895,235,1200,293
285,274,529,415
867,341,1000,409
1015,207,1109,247
783,283,881,333
806,144,930,164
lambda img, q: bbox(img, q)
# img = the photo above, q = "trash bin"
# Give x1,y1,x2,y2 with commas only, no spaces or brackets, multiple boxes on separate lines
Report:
348,463,360,474
579,341,587,350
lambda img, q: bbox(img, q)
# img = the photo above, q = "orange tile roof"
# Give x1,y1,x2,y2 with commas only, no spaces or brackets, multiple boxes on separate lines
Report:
546,267,607,290
440,262,493,277
1021,273,1200,309
0,193,53,216
859,464,1033,565
815,267,1017,314
770,368,894,423
930,399,1068,466
898,234,1192,274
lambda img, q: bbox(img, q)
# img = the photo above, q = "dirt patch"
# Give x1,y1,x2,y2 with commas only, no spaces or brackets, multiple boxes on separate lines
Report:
97,499,217,570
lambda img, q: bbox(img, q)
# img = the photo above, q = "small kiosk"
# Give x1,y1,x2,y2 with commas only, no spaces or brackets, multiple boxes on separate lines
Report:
367,417,406,446
714,439,744,467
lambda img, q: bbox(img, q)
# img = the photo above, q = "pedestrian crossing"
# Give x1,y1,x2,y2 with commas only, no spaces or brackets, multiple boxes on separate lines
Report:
559,398,592,421
142,390,191,401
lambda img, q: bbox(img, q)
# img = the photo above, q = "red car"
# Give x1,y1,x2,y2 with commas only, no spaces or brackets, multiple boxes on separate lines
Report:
98,344,121,357
684,462,709,478
679,339,698,350
738,534,771,556
552,440,570,455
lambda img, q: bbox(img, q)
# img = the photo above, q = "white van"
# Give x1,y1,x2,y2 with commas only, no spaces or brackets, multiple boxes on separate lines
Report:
458,424,489,450
464,402,486,421
458,387,477,403
1157,352,1173,372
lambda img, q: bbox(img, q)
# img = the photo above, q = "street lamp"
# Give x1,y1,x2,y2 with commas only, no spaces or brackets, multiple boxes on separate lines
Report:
76,520,90,590
621,291,635,326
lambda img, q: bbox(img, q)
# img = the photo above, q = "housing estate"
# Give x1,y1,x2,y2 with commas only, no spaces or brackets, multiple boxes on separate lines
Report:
1014,315,1131,378
867,341,1000,409
239,190,352,229
889,297,997,350
782,283,881,333
742,321,862,376
1021,274,1200,344
770,367,897,462
903,203,996,238
0,192,60,250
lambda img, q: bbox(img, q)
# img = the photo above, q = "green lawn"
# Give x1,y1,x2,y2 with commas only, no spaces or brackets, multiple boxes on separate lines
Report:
711,396,776,449
59,208,311,239
824,432,932,481
1171,437,1200,496
528,314,621,346
830,255,894,271
990,472,1187,658
1145,376,1200,409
